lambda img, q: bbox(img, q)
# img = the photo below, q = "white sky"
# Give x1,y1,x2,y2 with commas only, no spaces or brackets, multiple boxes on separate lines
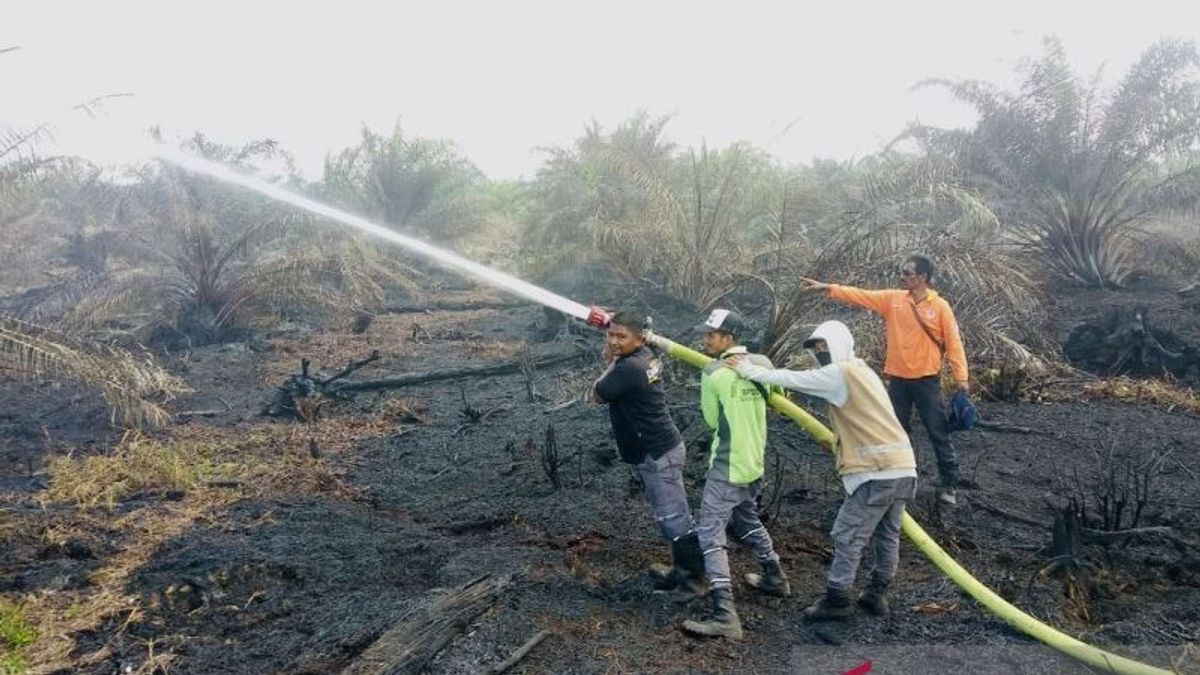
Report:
5,0,1199,180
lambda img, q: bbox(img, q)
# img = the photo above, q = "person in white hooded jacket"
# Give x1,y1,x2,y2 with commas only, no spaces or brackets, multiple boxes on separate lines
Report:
727,320,918,620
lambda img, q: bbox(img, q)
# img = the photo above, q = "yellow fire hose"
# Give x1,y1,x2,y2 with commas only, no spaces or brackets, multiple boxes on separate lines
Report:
654,335,1171,675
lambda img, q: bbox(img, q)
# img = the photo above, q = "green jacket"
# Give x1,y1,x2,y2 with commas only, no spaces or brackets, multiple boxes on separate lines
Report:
701,346,776,484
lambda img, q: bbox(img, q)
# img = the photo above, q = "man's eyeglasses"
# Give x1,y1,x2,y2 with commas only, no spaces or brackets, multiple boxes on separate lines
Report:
899,268,918,277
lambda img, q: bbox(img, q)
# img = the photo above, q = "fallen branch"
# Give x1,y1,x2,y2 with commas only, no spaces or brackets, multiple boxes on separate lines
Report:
175,409,224,419
969,496,1048,528
486,630,552,674
545,398,579,413
1082,526,1175,540
266,347,586,419
976,420,1044,435
341,574,513,675
331,347,585,393
974,497,1197,550
319,349,382,385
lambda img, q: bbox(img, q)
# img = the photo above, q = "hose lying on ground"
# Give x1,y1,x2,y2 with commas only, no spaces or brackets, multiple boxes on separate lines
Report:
651,334,1171,675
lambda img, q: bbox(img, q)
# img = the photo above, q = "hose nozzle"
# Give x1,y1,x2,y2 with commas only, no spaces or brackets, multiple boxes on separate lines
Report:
585,306,613,328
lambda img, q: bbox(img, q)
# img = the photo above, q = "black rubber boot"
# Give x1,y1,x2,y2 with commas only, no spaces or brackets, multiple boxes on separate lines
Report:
802,587,853,621
649,533,705,595
857,579,890,616
745,558,792,598
681,587,743,639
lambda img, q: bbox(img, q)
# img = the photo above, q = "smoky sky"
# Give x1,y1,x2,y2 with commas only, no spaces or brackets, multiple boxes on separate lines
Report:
6,0,1198,179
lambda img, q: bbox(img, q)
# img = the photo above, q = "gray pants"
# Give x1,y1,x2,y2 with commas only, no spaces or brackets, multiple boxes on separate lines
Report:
828,477,917,592
697,477,779,590
633,443,695,541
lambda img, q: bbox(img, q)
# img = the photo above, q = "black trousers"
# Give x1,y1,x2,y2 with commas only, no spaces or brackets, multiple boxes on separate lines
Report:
887,375,959,488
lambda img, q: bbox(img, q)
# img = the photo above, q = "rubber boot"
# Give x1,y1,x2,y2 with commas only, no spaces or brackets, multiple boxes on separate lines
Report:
681,588,743,639
802,587,853,621
745,558,792,598
649,532,706,595
857,579,890,616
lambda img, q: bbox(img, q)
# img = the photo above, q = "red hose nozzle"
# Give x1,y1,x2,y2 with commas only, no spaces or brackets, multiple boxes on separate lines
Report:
586,306,612,328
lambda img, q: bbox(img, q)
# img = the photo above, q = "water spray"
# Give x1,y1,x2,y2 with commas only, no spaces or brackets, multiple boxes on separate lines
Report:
152,146,610,323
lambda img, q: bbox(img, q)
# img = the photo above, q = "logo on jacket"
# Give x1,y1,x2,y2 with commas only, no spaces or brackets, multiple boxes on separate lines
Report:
646,358,663,384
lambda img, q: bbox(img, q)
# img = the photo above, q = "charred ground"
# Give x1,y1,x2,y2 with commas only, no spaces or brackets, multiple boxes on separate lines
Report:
2,278,1200,674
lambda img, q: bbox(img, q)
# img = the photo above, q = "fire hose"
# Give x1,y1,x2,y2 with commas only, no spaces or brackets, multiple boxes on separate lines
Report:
638,327,1171,675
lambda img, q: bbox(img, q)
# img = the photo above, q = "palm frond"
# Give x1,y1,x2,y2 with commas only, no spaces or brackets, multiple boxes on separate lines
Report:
0,314,188,427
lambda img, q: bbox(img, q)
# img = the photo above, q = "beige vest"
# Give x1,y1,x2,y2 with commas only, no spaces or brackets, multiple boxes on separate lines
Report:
828,360,917,476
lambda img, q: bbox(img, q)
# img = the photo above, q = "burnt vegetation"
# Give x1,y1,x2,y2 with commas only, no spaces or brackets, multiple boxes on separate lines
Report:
1064,306,1199,384
2,37,1200,675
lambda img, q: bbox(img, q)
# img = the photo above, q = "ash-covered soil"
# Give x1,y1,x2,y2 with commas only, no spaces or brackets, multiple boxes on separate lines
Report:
2,279,1199,674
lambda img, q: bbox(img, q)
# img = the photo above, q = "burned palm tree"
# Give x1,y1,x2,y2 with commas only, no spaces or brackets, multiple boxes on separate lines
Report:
1063,306,1197,381
59,136,419,346
594,140,763,309
0,72,185,427
523,114,677,278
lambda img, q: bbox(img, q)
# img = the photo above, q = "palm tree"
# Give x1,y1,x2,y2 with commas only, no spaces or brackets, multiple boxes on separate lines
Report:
758,151,1049,375
63,134,411,346
523,113,678,276
913,37,1200,289
1,97,185,427
322,124,485,243
596,140,769,309
527,113,775,309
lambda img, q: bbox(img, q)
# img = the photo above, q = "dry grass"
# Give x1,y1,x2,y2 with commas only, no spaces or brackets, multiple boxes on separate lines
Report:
1067,376,1200,413
461,340,524,360
44,424,361,510
13,414,403,671
45,434,199,509
381,396,431,424
259,310,529,386
257,314,418,384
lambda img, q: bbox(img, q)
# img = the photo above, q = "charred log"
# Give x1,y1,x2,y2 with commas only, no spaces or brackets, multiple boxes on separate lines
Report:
341,574,513,675
263,350,381,418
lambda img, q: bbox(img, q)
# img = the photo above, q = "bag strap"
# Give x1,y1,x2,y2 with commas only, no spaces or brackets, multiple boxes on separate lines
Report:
908,300,944,355
748,379,771,401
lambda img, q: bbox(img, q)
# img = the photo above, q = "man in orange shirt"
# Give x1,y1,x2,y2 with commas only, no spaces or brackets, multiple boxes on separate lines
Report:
802,255,968,505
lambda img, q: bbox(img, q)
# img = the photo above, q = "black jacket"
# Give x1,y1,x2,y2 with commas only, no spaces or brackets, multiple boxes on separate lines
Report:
595,346,682,464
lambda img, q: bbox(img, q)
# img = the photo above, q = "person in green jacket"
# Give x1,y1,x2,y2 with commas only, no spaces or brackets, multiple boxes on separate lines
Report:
681,309,791,640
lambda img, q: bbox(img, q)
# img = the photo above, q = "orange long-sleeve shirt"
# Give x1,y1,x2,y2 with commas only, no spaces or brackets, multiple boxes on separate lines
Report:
828,285,969,383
